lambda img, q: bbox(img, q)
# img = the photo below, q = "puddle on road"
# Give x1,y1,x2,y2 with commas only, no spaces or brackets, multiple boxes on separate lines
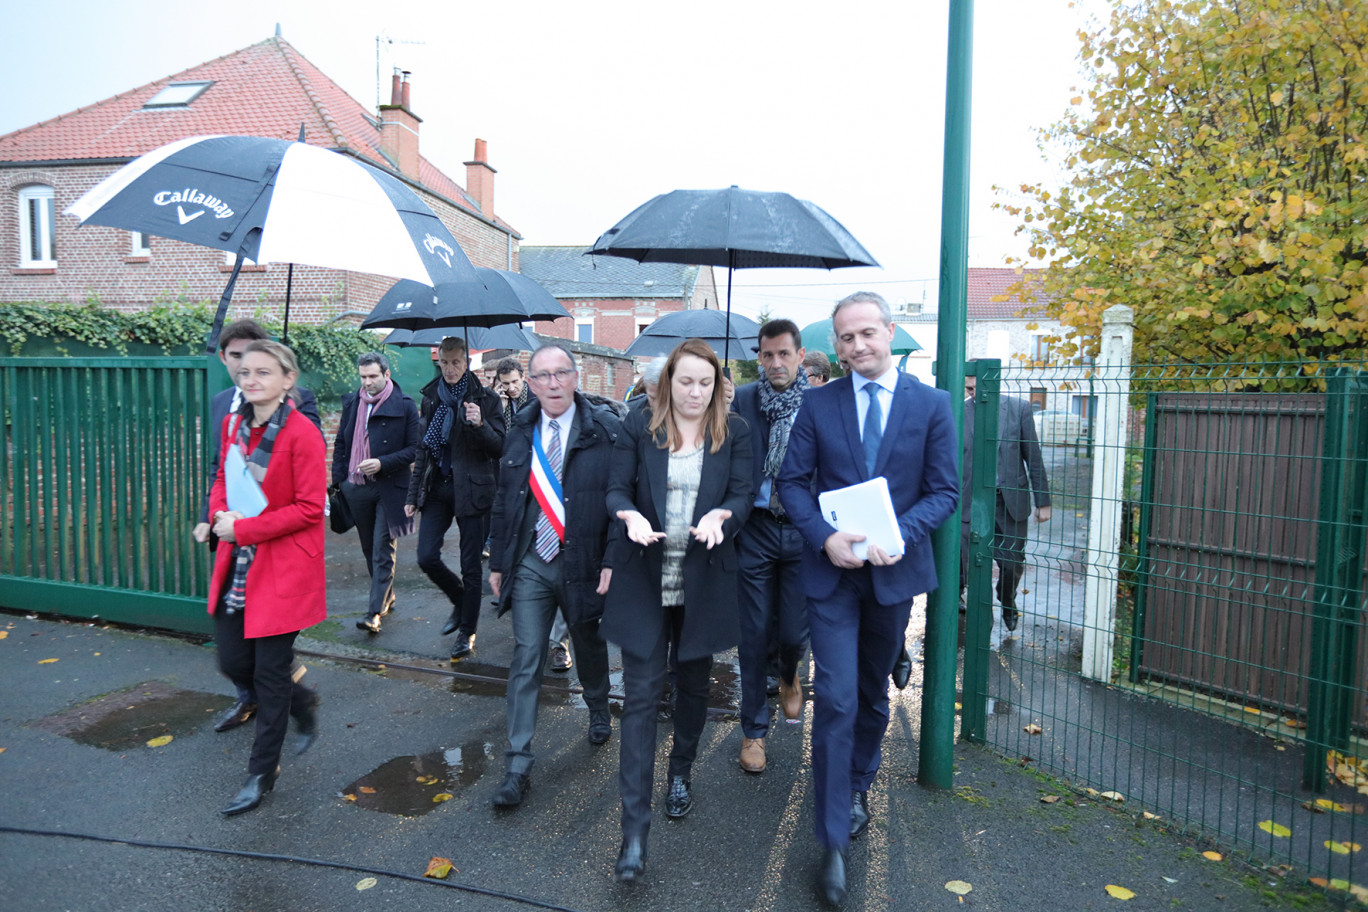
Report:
32,681,231,751
341,742,494,816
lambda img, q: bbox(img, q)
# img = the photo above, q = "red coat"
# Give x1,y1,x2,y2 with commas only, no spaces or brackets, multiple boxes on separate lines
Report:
208,408,328,638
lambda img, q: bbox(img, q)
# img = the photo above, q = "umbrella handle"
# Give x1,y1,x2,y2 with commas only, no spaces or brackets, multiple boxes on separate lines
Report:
205,245,250,354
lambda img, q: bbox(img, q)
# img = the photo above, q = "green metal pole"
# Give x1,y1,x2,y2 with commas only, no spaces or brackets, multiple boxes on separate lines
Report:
961,360,1000,742
920,0,974,790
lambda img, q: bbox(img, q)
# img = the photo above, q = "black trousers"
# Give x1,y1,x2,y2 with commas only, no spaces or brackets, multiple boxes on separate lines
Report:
415,476,487,635
618,603,712,840
214,605,314,776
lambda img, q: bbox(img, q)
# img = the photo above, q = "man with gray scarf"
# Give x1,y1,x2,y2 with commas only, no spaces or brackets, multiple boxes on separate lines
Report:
730,318,812,774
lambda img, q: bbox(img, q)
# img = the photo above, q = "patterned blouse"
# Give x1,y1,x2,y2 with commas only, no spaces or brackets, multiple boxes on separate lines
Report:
660,444,704,606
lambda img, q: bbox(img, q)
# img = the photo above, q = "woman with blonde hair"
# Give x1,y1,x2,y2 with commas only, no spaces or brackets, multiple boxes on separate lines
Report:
602,338,753,882
207,339,326,816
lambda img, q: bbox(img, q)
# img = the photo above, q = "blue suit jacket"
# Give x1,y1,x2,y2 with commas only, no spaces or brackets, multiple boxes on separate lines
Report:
776,372,960,604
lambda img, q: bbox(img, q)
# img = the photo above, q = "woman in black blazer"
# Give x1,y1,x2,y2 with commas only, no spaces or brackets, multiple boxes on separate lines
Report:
602,338,752,883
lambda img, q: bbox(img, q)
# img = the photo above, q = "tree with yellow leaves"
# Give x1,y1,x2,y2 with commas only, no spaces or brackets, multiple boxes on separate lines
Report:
998,0,1368,365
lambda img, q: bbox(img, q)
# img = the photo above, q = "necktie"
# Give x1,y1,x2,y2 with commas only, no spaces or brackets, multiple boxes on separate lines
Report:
863,384,883,475
535,419,563,562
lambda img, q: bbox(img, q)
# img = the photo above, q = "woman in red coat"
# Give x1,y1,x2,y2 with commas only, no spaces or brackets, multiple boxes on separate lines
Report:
208,340,327,816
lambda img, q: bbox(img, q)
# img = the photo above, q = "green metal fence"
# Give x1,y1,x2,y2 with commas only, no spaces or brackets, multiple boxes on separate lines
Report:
0,356,213,633
961,357,1368,892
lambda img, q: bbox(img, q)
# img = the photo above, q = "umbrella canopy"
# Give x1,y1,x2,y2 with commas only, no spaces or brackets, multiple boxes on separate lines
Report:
623,309,763,360
382,324,543,351
800,318,921,361
588,186,877,365
67,135,479,286
361,268,570,332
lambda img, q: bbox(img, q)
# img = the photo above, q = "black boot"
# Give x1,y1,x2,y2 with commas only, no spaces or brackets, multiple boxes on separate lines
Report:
615,834,647,883
220,768,278,817
291,692,319,756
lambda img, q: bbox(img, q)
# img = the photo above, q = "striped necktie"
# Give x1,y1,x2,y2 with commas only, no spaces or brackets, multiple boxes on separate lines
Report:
534,419,564,562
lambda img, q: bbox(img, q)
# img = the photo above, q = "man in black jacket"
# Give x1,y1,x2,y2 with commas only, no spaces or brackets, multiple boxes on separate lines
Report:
485,342,622,808
406,337,506,661
333,352,421,633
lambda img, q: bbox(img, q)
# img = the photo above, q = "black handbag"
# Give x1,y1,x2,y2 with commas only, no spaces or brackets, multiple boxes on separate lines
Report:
328,484,355,534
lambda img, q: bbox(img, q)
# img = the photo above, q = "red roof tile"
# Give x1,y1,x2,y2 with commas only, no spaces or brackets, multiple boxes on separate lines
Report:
966,267,1051,321
0,36,507,228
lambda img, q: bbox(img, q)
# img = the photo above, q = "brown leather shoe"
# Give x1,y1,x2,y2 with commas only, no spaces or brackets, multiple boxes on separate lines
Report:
740,736,767,773
779,673,803,720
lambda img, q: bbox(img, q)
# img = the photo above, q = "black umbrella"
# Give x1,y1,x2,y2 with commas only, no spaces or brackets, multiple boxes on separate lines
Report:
624,309,763,360
382,324,543,351
361,268,570,334
65,134,480,351
587,186,878,364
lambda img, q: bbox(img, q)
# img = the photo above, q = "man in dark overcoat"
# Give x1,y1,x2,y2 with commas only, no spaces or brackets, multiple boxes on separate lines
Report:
486,343,623,808
333,351,421,633
406,336,506,661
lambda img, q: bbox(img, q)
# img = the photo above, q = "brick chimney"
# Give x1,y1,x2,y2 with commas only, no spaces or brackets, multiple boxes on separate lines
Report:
465,138,496,218
378,68,422,180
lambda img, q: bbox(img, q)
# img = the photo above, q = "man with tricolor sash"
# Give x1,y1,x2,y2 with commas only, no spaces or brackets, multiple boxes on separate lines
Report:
486,342,624,809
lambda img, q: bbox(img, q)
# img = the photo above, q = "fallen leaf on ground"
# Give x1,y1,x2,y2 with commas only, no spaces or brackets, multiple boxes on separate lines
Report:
1314,798,1352,812
0,747,6,754
1162,877,1177,884
342,793,357,802
1326,841,1362,855
415,775,438,785
145,735,173,748
954,703,962,711
1283,718,1306,729
945,880,972,895
1258,820,1292,837
359,786,377,794
1041,795,1061,804
1311,877,1329,888
1100,790,1125,802
1142,811,1160,820
0,631,8,639
1024,723,1042,735
1303,801,1327,814
1104,884,1135,900
355,877,377,891
424,857,453,879
1202,851,1223,861
1085,788,1101,798
432,793,454,803
38,658,58,664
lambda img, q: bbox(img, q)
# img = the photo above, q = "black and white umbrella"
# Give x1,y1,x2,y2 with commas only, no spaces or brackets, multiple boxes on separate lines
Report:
65,134,480,350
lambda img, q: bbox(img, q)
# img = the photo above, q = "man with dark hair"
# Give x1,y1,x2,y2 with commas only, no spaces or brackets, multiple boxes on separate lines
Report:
191,318,320,732
495,357,531,428
487,342,621,807
407,336,506,661
778,292,959,905
731,318,812,774
334,352,421,634
803,351,831,387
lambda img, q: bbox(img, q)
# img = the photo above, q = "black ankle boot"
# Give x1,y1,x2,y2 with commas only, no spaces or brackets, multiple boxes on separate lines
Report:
220,768,278,817
292,694,320,756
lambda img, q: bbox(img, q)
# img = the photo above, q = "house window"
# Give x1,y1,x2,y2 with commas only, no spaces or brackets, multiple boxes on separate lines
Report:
131,231,151,257
1030,387,1048,412
18,185,56,267
1030,335,1053,363
142,81,213,109
636,318,652,337
576,320,594,344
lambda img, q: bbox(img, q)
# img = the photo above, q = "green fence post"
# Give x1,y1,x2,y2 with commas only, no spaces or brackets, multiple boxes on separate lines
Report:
961,359,1000,742
1129,391,1159,683
1305,368,1368,791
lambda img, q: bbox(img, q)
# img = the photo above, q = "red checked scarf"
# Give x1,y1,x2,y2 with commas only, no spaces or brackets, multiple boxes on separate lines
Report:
222,398,294,613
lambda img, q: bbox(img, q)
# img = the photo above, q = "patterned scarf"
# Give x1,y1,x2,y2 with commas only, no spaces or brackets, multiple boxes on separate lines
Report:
222,398,294,613
348,377,394,485
502,382,531,429
423,373,470,469
758,366,810,478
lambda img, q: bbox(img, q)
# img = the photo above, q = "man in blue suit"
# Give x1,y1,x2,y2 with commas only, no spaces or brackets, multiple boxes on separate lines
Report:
777,292,960,906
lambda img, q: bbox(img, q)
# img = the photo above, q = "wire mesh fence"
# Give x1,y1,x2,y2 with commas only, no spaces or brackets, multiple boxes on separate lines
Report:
962,357,1368,890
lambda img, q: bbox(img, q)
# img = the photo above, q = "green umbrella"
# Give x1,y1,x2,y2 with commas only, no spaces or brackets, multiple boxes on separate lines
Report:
800,318,921,362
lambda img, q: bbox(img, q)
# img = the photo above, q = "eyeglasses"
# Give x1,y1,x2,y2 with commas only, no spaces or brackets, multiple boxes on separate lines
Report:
528,368,577,386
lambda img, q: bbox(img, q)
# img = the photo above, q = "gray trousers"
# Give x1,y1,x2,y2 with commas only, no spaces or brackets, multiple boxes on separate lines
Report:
342,480,396,617
504,550,611,775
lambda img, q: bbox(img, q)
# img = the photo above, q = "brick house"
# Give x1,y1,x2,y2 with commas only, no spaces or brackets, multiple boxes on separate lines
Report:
0,33,520,323
518,246,718,352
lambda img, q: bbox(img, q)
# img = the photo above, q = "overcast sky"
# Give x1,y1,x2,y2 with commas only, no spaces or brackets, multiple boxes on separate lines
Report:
2,0,1104,328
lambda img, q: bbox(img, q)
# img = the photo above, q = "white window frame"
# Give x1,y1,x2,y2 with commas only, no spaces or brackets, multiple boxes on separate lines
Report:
635,317,652,337
131,231,151,257
18,185,56,267
576,319,594,344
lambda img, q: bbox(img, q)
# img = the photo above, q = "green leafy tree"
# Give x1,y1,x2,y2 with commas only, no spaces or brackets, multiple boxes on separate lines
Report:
998,0,1368,364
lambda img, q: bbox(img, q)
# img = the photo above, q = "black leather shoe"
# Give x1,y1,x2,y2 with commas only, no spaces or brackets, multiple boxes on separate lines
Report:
665,775,692,819
588,710,612,745
1002,606,1019,632
850,790,870,839
449,632,475,662
440,610,461,637
220,768,278,817
891,646,912,690
213,700,257,733
356,613,381,633
292,694,319,756
614,835,647,883
816,846,848,906
492,771,530,808
549,641,573,672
